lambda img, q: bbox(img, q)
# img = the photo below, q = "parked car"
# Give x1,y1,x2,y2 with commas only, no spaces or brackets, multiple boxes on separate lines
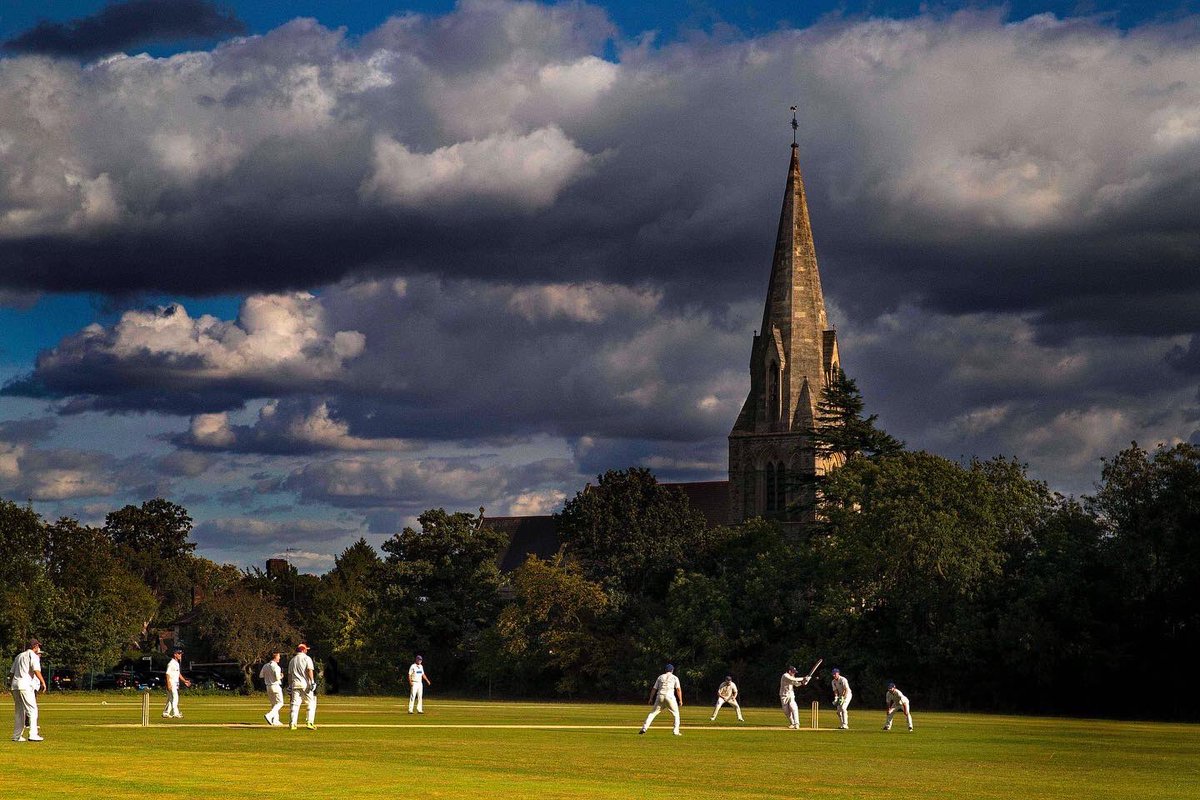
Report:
186,669,235,690
48,668,78,690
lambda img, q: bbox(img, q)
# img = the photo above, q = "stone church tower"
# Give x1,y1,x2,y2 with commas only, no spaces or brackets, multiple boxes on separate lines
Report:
729,142,840,525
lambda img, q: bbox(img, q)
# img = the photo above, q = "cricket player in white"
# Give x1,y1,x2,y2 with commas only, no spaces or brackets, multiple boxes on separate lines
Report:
831,668,852,729
779,666,810,728
288,643,317,730
711,675,744,722
162,649,191,719
639,663,683,736
883,682,913,731
260,652,284,726
11,639,46,742
407,655,430,714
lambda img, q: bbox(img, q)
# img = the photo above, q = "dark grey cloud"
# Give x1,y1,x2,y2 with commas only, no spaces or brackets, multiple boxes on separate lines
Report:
0,417,57,445
0,5,1195,347
2,0,245,59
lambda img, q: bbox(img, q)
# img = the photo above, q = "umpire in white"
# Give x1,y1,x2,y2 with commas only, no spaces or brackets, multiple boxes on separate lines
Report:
288,643,317,730
11,639,46,742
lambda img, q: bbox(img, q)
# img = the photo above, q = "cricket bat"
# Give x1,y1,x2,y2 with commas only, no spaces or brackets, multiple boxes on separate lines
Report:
804,658,823,680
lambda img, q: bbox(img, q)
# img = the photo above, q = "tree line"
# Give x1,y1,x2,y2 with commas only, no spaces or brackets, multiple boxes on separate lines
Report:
2,372,1197,718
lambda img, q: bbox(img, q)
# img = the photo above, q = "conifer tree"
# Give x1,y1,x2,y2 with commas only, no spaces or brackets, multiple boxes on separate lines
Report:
809,367,904,462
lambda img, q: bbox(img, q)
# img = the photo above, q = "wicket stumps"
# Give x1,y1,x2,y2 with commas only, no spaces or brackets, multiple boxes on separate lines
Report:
141,690,150,727
811,701,819,729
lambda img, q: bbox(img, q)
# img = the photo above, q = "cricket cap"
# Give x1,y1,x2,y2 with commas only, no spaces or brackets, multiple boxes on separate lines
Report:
787,666,797,673
172,648,183,655
665,663,674,672
297,643,309,651
416,655,423,662
887,682,896,689
725,675,733,681
831,667,840,675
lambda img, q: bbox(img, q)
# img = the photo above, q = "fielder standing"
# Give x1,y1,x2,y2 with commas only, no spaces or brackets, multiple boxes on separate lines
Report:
639,663,683,736
259,651,284,726
288,643,317,730
831,667,852,729
779,666,810,729
10,639,46,742
710,675,744,722
883,682,913,732
162,649,191,719
407,655,430,714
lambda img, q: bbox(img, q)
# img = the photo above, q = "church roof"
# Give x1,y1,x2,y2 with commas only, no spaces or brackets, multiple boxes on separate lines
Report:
670,480,731,527
485,515,562,572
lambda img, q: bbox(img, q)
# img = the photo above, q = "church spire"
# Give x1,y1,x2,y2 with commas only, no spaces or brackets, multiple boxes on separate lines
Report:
749,137,832,432
729,128,841,526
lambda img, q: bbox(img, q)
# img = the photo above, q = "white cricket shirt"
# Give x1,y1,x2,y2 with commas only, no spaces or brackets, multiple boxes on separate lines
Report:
289,652,314,689
259,661,282,687
408,663,424,683
779,672,806,701
10,649,40,691
165,659,180,689
652,672,680,699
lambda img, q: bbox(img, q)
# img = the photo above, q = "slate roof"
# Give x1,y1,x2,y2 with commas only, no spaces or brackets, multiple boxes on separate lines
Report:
669,480,731,527
485,515,562,573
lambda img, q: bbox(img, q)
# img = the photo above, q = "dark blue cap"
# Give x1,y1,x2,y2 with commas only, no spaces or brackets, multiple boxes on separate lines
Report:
665,663,674,672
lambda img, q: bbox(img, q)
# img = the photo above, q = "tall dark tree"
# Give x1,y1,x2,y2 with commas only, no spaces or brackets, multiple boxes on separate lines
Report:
809,367,904,462
812,451,1052,706
0,500,53,656
366,508,508,689
43,517,156,673
1088,442,1200,715
556,468,709,601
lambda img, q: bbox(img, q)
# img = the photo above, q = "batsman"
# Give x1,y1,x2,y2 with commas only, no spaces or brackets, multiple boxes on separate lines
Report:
779,659,821,729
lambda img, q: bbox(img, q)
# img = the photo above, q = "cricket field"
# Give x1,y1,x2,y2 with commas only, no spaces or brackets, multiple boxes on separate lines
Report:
3,694,1197,799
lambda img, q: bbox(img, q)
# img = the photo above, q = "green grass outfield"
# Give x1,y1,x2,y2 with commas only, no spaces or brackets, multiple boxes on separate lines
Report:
4,693,1198,799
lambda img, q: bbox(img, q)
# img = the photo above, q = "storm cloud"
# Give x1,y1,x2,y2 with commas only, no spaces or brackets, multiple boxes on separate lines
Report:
3,2,1200,547
2,0,246,59
0,5,1194,344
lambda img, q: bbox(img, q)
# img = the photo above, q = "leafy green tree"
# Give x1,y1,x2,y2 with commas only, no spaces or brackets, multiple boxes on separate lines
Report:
308,539,384,693
366,508,508,689
556,468,709,601
1087,442,1200,714
493,554,611,695
813,452,1052,705
192,587,301,689
0,500,51,655
103,498,198,637
42,517,156,674
990,498,1111,712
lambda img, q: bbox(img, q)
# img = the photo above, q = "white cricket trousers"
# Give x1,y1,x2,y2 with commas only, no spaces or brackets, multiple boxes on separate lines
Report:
885,700,912,730
12,689,38,739
163,685,180,717
291,688,316,726
266,685,284,723
642,694,680,734
409,682,424,713
781,697,800,727
712,697,742,720
835,691,852,728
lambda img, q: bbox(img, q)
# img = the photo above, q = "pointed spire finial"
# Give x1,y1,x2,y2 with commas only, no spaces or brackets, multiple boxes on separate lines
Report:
790,105,798,146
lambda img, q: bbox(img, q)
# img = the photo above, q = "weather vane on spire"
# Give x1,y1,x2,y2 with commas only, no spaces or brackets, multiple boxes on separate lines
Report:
790,105,798,145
